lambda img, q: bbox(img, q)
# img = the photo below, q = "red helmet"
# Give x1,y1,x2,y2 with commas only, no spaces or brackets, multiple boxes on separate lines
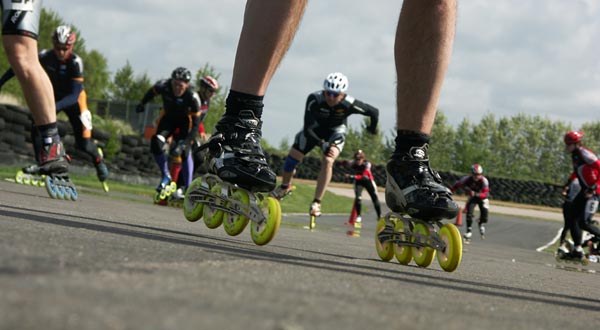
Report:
201,76,219,91
564,131,583,145
471,164,483,175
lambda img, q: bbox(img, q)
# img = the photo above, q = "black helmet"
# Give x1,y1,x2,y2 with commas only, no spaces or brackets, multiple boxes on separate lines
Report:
171,67,191,83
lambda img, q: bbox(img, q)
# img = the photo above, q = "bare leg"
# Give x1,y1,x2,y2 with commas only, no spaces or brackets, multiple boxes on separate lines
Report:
314,147,340,201
231,0,308,95
385,0,459,220
2,35,55,125
395,0,456,134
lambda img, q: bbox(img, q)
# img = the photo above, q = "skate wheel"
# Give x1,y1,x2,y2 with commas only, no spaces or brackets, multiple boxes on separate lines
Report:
394,220,413,265
250,196,281,246
55,180,66,200
69,186,79,201
31,176,40,186
15,171,25,184
375,218,394,261
102,181,109,193
412,222,435,268
45,176,58,199
223,189,250,236
183,177,205,222
309,215,316,230
436,223,462,272
23,174,32,185
39,175,46,187
203,183,225,229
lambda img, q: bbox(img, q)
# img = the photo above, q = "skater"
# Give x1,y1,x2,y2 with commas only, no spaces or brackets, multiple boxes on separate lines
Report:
560,131,600,263
269,72,379,219
0,25,109,187
556,178,581,257
450,164,490,240
0,2,71,187
135,67,201,200
196,75,220,142
343,150,382,227
203,0,459,221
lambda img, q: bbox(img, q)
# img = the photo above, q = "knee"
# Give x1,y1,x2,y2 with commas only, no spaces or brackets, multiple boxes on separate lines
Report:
151,134,166,154
283,155,300,172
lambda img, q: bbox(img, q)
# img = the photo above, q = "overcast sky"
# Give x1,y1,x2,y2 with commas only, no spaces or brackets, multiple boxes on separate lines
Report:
45,0,600,145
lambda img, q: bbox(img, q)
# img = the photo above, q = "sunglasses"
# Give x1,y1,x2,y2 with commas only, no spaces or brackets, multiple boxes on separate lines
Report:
325,91,340,98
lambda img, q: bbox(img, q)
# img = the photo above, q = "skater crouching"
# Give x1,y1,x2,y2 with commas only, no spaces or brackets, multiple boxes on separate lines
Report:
135,67,201,199
343,150,382,227
450,164,490,240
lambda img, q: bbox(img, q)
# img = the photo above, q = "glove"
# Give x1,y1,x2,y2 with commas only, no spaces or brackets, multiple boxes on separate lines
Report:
366,125,377,135
170,140,187,157
321,141,330,153
135,103,145,113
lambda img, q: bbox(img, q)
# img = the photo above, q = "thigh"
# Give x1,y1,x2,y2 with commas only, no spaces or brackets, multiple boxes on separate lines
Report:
291,129,318,154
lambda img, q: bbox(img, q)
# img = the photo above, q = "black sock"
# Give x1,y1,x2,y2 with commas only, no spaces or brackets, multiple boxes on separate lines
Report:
36,122,60,146
392,130,430,159
225,90,264,118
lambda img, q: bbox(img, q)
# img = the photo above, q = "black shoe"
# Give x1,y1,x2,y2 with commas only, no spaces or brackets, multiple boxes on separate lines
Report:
37,141,69,175
205,111,276,192
95,160,109,182
385,144,458,220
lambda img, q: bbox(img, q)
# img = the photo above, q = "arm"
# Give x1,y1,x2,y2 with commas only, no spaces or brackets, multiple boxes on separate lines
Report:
477,177,490,199
0,68,15,89
351,99,379,134
55,80,83,111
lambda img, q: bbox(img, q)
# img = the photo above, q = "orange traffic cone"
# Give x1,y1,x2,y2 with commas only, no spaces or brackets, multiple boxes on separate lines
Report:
454,207,463,226
345,201,358,227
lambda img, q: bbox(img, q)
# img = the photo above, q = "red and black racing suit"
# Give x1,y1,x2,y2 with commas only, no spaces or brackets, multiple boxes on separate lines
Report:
347,160,382,219
141,79,201,189
291,91,379,154
567,146,600,247
451,175,490,231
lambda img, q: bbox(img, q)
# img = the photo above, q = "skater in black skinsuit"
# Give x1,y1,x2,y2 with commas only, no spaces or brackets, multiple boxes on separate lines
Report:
135,67,201,197
0,25,109,184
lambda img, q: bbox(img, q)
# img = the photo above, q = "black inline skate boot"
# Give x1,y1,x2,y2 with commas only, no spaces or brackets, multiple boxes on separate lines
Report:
38,140,69,176
22,163,40,174
95,159,109,182
204,110,276,192
385,143,459,220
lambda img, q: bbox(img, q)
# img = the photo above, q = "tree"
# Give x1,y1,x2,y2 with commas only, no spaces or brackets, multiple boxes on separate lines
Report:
110,61,151,101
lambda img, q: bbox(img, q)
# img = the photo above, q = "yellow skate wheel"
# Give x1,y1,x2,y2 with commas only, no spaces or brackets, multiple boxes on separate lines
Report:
203,183,225,229
183,177,205,222
375,218,394,261
102,181,109,193
31,176,40,186
394,220,413,265
412,222,436,268
250,196,281,246
223,189,250,236
437,223,462,272
23,174,32,185
39,175,46,187
15,170,25,184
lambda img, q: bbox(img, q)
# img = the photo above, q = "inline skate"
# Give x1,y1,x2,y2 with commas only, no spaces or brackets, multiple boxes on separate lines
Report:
96,147,109,192
375,213,462,272
39,143,78,201
183,174,281,245
15,163,45,187
154,175,177,204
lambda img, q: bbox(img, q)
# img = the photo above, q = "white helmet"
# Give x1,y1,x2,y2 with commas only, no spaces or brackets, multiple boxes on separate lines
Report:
52,25,76,46
323,72,348,94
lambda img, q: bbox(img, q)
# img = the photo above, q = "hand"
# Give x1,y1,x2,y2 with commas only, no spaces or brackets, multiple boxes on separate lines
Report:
468,190,475,197
171,140,187,157
135,103,145,113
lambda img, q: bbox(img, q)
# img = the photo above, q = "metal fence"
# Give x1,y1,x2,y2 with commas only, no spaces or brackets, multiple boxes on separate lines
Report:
88,98,162,134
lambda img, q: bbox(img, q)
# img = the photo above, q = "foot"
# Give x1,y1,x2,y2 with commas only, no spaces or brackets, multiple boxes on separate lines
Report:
385,144,459,220
270,184,293,200
37,141,69,175
156,175,173,192
173,187,185,200
310,201,322,217
95,160,109,182
463,231,472,240
204,111,276,192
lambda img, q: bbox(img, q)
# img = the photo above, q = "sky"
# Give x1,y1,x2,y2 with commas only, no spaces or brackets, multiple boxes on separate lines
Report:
44,0,600,145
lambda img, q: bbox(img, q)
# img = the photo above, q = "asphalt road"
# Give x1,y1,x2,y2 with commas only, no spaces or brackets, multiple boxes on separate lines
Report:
1,180,599,330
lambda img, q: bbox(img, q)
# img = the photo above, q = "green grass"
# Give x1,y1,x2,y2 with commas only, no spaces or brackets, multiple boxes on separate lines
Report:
0,165,355,213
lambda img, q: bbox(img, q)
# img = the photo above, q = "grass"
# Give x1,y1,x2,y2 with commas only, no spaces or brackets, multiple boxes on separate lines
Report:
0,165,355,214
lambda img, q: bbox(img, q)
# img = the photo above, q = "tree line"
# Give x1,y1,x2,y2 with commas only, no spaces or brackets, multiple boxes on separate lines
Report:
0,8,594,186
